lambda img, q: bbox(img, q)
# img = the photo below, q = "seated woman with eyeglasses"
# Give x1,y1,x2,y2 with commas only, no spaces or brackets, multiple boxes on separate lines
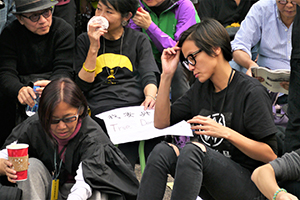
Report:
0,78,139,200
0,0,75,143
137,18,278,200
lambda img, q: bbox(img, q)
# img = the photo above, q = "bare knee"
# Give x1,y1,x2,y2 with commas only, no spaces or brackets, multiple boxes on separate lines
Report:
191,142,207,152
167,143,180,156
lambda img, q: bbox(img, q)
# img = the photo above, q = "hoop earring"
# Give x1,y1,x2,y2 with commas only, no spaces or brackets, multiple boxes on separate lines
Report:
121,20,128,27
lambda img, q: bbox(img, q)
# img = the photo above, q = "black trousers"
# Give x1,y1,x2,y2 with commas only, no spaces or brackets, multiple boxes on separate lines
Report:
284,59,300,152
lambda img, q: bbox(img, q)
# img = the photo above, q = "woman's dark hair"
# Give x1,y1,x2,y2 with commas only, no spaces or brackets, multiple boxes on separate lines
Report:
99,0,139,18
38,78,88,138
178,18,232,62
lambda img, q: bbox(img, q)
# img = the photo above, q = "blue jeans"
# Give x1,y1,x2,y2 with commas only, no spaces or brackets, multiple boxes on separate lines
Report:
138,142,265,200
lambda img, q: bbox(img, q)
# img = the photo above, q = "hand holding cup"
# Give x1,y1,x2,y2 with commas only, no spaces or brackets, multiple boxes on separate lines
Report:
6,144,29,182
87,16,109,32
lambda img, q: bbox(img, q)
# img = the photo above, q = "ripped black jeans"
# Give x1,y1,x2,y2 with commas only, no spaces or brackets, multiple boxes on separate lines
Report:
137,142,266,200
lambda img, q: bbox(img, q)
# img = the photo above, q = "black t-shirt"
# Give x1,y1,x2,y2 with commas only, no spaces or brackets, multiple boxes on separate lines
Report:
292,6,300,59
197,0,258,27
75,27,159,115
170,71,278,171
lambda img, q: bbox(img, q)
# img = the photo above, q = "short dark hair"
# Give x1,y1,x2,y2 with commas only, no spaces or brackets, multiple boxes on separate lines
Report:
38,78,88,139
178,18,232,62
99,0,139,18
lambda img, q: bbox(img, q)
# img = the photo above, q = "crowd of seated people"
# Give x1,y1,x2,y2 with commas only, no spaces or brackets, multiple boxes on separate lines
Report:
1,0,300,199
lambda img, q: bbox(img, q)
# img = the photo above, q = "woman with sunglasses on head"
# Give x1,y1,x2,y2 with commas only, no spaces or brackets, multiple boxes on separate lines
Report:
75,0,161,168
0,0,75,146
137,18,278,200
0,78,139,200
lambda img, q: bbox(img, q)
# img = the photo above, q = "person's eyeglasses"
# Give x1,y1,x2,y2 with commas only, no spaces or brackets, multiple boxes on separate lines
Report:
278,0,297,5
182,49,202,69
51,114,79,124
21,7,53,22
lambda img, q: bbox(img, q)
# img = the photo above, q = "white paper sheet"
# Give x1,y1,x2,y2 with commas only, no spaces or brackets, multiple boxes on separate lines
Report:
96,106,193,144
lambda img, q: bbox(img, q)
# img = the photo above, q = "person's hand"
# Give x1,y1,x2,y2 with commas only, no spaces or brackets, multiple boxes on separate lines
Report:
132,7,152,30
18,86,36,107
161,46,181,77
0,158,17,183
88,22,108,52
276,191,298,200
34,80,51,96
246,63,260,77
187,115,228,138
280,81,289,91
141,95,156,110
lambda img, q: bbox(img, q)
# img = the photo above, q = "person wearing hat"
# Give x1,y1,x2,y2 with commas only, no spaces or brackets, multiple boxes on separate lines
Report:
0,0,75,146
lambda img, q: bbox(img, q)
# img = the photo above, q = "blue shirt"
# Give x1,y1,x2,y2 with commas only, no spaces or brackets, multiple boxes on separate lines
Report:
231,0,293,70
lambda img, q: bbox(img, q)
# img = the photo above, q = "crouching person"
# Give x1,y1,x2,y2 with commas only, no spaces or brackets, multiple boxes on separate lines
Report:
0,78,139,200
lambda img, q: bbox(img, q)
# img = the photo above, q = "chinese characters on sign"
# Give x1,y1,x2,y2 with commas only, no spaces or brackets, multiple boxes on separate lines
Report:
96,106,192,144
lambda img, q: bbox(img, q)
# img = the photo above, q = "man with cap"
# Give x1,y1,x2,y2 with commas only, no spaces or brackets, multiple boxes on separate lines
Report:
0,0,75,145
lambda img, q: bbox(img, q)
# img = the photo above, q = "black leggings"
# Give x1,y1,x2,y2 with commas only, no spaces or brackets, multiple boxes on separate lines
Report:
138,142,265,200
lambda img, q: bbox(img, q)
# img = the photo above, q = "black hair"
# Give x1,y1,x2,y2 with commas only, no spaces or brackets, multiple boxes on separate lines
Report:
178,18,232,62
99,0,139,18
38,78,88,140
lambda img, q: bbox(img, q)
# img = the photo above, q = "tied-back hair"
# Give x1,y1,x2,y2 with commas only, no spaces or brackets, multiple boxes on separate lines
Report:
178,18,233,62
99,0,139,18
38,78,88,140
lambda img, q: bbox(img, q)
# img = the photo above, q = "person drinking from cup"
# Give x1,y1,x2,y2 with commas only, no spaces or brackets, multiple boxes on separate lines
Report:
0,78,139,200
74,0,161,168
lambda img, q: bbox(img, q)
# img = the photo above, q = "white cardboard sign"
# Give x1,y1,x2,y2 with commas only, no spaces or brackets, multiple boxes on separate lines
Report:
96,106,193,144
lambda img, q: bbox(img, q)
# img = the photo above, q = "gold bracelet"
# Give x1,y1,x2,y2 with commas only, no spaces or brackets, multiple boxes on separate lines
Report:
146,94,156,101
83,63,96,73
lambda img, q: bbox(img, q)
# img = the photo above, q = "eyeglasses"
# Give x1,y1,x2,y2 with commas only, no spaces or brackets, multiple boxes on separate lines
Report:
182,49,202,69
278,0,297,5
21,7,53,22
51,114,79,124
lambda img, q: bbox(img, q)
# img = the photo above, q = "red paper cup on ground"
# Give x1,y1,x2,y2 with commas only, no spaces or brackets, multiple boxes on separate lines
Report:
6,143,29,181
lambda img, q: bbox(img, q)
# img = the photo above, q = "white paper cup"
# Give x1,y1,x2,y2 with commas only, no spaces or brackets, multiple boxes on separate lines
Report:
87,16,109,31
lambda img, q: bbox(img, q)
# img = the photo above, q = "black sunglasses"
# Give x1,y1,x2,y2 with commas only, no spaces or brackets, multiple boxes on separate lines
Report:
278,0,297,5
182,49,202,70
21,7,53,22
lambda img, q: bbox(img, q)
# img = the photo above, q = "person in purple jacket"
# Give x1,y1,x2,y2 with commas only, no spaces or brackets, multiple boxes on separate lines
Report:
128,0,200,102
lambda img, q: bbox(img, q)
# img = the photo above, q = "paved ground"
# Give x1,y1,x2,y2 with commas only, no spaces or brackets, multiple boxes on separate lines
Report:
135,164,173,200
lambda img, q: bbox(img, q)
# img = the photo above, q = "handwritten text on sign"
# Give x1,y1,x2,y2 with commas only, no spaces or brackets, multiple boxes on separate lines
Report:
96,106,192,144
